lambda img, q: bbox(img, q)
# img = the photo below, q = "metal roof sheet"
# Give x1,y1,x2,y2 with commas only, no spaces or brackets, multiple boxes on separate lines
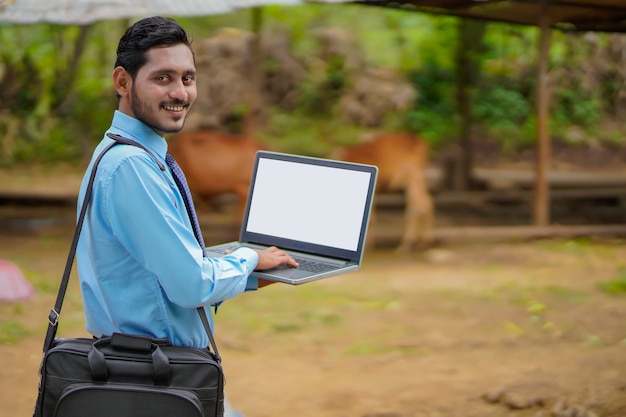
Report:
3,0,626,33
0,0,303,24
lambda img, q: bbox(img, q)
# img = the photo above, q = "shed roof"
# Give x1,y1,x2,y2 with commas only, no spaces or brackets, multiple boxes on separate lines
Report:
3,0,626,32
0,0,303,25
353,0,626,33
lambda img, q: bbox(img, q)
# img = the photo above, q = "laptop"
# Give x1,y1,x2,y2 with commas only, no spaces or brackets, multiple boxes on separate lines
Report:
204,150,378,284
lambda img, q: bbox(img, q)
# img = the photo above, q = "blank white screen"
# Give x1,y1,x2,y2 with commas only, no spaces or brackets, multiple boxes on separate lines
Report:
245,158,372,251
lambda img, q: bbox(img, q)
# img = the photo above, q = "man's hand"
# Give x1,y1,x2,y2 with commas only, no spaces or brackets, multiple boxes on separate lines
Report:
254,246,299,271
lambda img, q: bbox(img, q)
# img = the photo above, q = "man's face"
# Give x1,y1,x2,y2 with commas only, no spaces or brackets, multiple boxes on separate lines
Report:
122,44,197,136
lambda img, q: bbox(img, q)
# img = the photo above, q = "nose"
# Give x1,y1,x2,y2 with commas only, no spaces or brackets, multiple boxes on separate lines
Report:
169,79,188,100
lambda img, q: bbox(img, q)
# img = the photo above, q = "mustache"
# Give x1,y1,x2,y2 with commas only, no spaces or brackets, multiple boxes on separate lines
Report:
161,100,190,107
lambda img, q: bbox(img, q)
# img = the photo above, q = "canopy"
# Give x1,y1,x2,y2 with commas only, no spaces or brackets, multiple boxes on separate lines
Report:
0,0,303,24
3,0,624,31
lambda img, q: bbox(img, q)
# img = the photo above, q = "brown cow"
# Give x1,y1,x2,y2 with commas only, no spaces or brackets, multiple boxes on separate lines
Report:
332,132,434,251
167,130,267,221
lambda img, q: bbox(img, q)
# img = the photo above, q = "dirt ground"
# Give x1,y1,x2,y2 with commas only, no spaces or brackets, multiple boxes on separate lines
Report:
1,204,626,417
1,145,626,417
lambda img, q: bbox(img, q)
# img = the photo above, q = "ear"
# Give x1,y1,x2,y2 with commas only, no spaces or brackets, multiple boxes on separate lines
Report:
112,66,131,98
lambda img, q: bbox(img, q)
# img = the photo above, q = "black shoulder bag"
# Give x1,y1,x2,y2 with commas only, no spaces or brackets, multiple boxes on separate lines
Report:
33,136,225,417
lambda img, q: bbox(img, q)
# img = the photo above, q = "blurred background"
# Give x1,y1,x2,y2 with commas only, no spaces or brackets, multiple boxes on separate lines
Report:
2,3,626,417
0,3,624,165
2,2,626,241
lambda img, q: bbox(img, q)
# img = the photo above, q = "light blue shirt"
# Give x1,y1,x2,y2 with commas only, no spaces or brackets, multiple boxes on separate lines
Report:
76,111,259,348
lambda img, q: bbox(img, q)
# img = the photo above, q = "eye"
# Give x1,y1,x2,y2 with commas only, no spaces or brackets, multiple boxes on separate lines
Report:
156,75,170,83
183,74,195,85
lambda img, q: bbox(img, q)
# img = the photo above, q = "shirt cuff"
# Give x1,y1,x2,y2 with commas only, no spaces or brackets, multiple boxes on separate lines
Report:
233,246,258,269
233,247,259,291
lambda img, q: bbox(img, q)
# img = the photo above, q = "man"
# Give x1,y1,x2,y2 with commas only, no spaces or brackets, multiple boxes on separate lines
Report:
76,16,297,416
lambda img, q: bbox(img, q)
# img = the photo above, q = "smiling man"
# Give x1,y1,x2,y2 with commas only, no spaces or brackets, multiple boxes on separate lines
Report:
75,16,296,417
113,34,197,134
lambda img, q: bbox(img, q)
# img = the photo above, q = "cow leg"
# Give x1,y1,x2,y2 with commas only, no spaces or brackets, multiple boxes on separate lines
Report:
398,189,419,252
398,176,434,252
416,191,435,249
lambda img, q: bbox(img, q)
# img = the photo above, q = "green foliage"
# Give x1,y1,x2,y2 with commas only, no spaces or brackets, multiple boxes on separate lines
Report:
294,55,348,117
475,87,530,127
261,111,330,156
474,86,535,152
537,237,593,252
0,320,30,344
402,109,460,148
0,21,119,164
597,268,626,295
1,6,626,164
405,63,459,147
261,109,370,156
551,88,602,143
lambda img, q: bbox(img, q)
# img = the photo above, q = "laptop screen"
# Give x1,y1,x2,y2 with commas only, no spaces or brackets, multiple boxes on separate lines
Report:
241,151,378,260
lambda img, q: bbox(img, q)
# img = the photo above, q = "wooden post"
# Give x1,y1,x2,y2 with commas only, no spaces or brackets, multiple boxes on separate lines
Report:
534,4,552,226
243,6,264,136
455,19,486,191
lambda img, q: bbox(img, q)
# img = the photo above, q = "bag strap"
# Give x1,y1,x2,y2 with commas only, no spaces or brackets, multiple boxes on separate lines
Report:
43,133,221,363
42,140,117,353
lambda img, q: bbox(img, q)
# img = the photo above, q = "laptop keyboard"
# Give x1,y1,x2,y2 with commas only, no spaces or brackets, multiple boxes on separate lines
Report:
292,257,337,273
208,245,337,273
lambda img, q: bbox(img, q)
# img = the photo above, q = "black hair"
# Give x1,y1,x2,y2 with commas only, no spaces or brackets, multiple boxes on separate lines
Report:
115,16,193,79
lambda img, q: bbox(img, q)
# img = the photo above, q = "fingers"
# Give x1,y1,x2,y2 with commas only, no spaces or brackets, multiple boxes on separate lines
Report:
269,246,298,267
254,247,299,270
281,251,299,268
228,246,298,270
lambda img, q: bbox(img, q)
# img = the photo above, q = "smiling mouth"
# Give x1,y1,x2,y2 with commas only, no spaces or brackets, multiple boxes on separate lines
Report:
162,103,187,112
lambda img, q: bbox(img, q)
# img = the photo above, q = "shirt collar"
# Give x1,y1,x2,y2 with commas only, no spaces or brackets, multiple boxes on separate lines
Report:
107,110,168,159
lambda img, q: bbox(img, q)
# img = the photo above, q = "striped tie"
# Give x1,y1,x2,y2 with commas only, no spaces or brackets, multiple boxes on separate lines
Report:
165,153,206,250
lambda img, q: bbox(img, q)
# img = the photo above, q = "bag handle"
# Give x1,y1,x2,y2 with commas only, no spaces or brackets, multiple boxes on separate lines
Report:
88,335,171,385
42,134,220,363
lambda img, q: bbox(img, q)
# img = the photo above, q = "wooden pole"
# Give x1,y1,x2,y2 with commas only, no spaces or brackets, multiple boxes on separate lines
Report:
244,6,264,136
534,4,552,226
455,19,486,191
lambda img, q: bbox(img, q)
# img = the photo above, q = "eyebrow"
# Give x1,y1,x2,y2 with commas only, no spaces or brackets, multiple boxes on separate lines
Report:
149,68,196,77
